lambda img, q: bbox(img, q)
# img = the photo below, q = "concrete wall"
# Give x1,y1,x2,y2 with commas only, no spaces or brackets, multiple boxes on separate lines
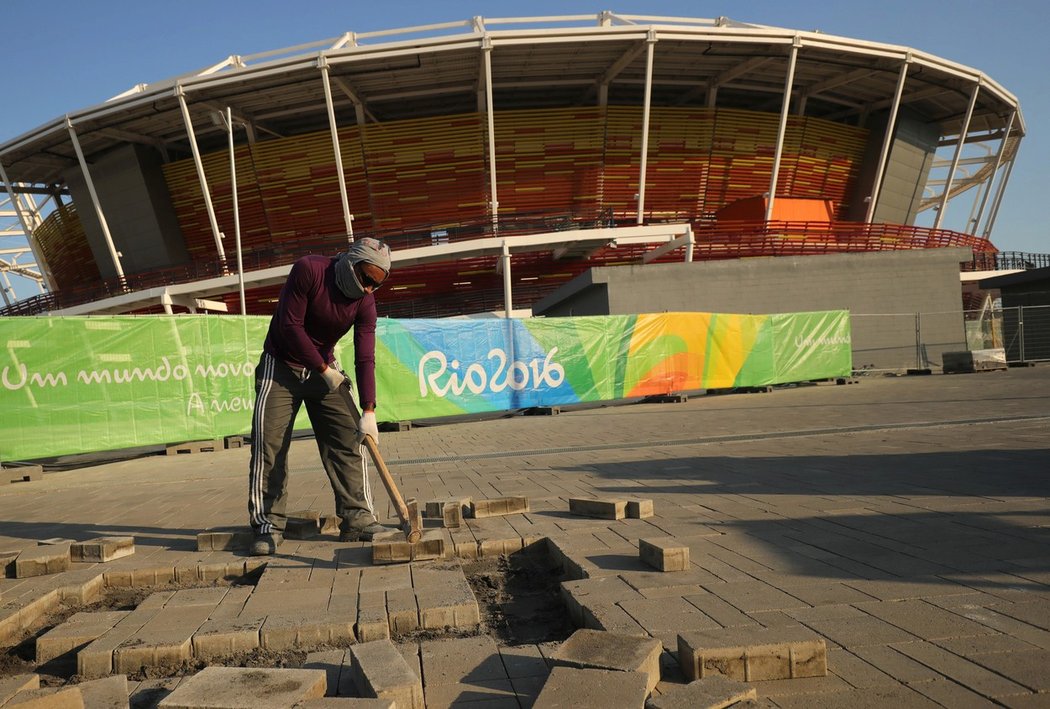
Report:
64,143,189,279
533,248,971,371
845,110,938,225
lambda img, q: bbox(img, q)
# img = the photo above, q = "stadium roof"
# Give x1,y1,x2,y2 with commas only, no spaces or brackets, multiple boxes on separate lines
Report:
0,12,1024,189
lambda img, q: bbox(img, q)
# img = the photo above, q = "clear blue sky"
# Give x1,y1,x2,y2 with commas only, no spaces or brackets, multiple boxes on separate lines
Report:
2,1,1047,298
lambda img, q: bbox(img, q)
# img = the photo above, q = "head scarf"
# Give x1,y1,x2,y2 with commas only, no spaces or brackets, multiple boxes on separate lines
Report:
334,237,392,299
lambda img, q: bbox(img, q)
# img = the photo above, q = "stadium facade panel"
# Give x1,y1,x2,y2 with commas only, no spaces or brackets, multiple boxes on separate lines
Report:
0,13,1023,317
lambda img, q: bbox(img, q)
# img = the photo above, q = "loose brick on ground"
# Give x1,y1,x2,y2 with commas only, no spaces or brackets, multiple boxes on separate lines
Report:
372,530,445,565
350,639,424,709
639,538,689,572
195,528,252,552
646,674,756,709
470,496,529,518
76,674,129,708
551,628,663,693
677,625,827,682
156,666,326,708
568,498,627,520
533,666,649,708
5,686,85,708
36,610,130,662
0,675,40,705
70,536,134,563
626,499,655,519
13,543,70,578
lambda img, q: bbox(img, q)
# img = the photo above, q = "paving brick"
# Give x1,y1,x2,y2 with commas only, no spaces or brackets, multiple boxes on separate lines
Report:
639,538,690,572
13,543,70,578
165,439,223,456
195,528,252,552
551,628,663,693
891,641,1031,697
568,498,626,520
36,611,130,662
646,674,756,709
420,636,505,686
191,617,262,658
372,530,445,565
77,599,168,679
76,674,129,709
533,666,648,708
114,603,215,674
559,576,644,628
0,675,40,705
260,613,355,651
471,497,529,518
406,498,424,534
626,499,655,519
385,588,419,634
5,686,85,708
296,700,395,708
350,639,424,709
156,666,326,707
442,501,464,529
415,586,480,630
498,645,550,679
677,626,827,682
70,537,134,563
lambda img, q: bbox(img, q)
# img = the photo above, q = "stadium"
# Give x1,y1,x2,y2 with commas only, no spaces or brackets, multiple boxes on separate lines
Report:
0,12,1026,319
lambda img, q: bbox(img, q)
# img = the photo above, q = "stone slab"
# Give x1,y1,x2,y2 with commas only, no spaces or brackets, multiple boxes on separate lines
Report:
191,617,263,658
569,498,626,520
678,626,827,682
645,674,756,709
70,537,134,563
350,639,424,709
639,538,689,572
156,666,326,707
533,666,649,709
552,628,663,693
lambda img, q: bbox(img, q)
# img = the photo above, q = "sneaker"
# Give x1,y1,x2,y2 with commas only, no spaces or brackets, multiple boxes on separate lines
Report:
250,532,283,556
339,521,393,542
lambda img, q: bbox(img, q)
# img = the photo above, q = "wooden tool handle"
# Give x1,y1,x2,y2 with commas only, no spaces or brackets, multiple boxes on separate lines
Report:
361,434,421,542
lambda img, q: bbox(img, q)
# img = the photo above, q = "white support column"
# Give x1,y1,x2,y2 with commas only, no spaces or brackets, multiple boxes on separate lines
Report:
865,56,910,223
0,270,14,306
226,108,246,315
320,57,355,241
685,224,694,262
973,110,1015,235
483,37,499,233
983,154,1016,239
764,39,800,222
636,30,657,225
176,86,227,264
0,161,56,291
501,240,512,318
67,118,125,281
933,80,980,230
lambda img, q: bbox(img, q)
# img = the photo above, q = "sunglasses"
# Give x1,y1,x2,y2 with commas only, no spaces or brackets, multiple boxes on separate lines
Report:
355,262,386,290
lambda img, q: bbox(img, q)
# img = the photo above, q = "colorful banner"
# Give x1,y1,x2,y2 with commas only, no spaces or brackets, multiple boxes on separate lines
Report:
0,311,850,461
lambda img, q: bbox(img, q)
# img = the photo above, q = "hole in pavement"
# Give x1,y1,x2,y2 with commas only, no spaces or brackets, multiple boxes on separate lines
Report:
463,545,574,646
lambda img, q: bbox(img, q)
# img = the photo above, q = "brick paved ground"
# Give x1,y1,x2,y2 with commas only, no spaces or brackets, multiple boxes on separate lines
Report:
1,366,1049,707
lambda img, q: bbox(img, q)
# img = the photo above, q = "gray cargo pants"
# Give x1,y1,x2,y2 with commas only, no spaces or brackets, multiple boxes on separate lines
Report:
248,352,375,536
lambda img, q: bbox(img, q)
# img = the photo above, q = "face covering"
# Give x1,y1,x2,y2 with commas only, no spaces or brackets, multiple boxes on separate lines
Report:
334,253,366,299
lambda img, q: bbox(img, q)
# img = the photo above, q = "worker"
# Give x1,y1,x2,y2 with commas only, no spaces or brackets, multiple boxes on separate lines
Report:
247,236,393,556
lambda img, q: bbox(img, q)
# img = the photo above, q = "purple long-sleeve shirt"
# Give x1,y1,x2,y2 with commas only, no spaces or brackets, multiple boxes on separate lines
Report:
262,255,378,406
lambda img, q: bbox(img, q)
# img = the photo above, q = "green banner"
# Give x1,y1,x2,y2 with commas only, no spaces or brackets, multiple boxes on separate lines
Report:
0,311,851,461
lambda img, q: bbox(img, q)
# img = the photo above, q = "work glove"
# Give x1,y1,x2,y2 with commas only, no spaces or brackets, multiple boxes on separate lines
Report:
320,365,346,393
357,410,379,446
